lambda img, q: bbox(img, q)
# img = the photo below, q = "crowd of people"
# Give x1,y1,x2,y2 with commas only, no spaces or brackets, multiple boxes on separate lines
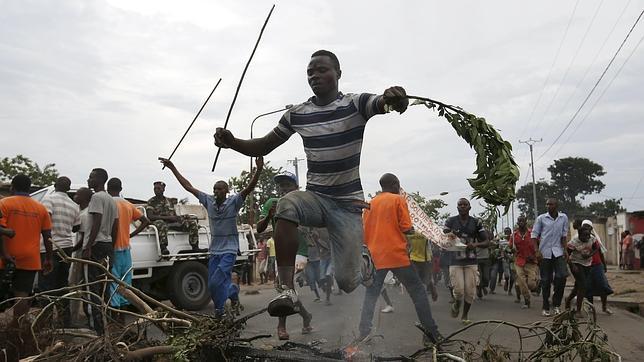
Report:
0,48,631,352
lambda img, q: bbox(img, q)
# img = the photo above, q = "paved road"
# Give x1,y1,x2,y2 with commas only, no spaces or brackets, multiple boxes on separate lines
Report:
201,282,644,360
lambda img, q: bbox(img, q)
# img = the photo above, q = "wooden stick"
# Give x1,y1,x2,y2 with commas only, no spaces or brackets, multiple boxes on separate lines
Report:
164,77,222,168
211,4,276,172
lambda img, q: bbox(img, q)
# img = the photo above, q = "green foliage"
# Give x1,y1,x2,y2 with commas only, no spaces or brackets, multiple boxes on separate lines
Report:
409,96,519,213
516,181,564,219
228,160,282,224
586,198,626,217
516,157,609,218
548,157,605,207
408,191,450,223
0,154,59,187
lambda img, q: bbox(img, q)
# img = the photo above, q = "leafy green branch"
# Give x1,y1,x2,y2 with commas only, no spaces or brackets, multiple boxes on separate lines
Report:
408,95,519,213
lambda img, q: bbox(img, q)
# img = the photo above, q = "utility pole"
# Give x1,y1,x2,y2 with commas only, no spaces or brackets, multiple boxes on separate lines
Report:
287,156,303,186
519,138,542,221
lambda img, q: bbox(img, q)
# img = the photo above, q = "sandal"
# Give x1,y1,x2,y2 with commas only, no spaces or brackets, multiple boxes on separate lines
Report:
277,326,289,340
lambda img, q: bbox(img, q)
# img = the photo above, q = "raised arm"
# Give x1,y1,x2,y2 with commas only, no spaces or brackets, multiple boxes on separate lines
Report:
215,128,286,157
158,158,202,198
240,156,264,199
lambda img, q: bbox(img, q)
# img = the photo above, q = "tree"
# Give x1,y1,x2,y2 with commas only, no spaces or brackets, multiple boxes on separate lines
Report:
0,154,59,187
547,157,605,215
585,198,626,217
515,181,562,220
408,191,450,223
228,161,283,224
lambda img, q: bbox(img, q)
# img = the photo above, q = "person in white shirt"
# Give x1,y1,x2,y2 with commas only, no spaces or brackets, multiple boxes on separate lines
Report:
38,176,80,327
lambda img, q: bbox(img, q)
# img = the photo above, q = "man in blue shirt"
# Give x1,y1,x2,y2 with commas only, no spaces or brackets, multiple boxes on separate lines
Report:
159,157,263,317
531,198,569,317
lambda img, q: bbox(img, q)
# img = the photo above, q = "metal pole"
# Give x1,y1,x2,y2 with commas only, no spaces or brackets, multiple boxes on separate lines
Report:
520,138,542,221
246,105,293,226
529,144,538,220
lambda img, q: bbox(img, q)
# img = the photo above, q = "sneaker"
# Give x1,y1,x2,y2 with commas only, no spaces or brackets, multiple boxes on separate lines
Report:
361,245,375,287
381,305,394,313
603,308,613,315
541,309,551,317
267,287,299,317
521,302,530,309
553,307,561,315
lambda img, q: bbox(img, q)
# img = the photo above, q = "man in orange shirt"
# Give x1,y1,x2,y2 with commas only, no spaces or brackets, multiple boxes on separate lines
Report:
107,178,150,312
358,173,440,345
0,174,53,327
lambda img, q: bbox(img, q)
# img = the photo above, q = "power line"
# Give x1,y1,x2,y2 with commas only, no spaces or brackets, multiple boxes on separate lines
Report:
532,0,604,137
551,30,644,158
536,10,644,162
517,0,581,141
547,0,633,137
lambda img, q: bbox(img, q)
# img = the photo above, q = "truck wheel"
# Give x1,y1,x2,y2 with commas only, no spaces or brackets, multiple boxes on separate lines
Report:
167,261,210,311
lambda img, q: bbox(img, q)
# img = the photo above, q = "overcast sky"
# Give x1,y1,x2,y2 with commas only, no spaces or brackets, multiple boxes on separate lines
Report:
1,0,643,220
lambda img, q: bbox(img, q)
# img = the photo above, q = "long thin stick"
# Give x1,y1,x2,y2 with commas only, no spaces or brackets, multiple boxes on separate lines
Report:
164,78,222,168
211,4,276,172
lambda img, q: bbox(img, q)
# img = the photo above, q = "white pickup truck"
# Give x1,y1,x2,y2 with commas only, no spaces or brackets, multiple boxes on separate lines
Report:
31,185,257,311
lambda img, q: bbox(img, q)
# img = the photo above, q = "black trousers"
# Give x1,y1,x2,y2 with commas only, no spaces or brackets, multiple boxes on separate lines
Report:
87,242,113,335
39,247,74,325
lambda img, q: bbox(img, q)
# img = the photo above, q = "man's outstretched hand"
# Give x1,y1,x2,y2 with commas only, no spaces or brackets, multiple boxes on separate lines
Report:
214,127,236,149
383,86,409,113
158,157,176,170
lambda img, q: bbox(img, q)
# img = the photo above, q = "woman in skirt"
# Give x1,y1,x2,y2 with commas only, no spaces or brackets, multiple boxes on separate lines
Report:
581,220,614,315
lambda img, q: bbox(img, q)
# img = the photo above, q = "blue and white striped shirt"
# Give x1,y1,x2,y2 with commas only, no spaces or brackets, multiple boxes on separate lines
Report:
273,92,383,201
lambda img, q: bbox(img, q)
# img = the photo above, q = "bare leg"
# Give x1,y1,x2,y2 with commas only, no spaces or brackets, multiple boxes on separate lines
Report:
274,219,299,289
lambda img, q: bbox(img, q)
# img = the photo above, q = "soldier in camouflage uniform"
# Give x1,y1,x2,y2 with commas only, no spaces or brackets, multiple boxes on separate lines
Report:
146,181,200,254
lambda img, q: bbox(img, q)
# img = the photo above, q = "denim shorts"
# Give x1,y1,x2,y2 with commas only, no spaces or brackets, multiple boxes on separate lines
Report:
275,190,364,292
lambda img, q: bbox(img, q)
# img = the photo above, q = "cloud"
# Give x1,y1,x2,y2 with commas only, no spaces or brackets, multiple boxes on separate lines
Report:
1,0,643,218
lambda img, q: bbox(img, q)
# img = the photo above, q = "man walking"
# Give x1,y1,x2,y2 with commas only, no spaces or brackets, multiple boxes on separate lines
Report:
0,174,53,329
159,157,263,318
38,176,80,326
107,178,150,314
359,173,440,345
147,181,201,255
511,216,538,308
444,198,489,324
532,198,568,317
214,50,410,317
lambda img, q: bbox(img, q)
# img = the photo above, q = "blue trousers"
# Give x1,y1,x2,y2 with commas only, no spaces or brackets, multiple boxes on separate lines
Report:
208,253,238,314
110,249,133,307
359,266,439,338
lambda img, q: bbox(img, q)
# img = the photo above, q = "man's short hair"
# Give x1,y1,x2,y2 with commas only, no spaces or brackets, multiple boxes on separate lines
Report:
91,168,109,184
153,181,166,187
379,173,399,188
107,177,122,192
11,174,31,193
54,176,71,192
311,49,340,72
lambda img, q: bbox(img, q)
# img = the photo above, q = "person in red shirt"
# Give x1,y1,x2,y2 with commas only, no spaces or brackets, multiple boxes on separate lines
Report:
0,174,53,327
511,215,538,309
358,173,439,345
